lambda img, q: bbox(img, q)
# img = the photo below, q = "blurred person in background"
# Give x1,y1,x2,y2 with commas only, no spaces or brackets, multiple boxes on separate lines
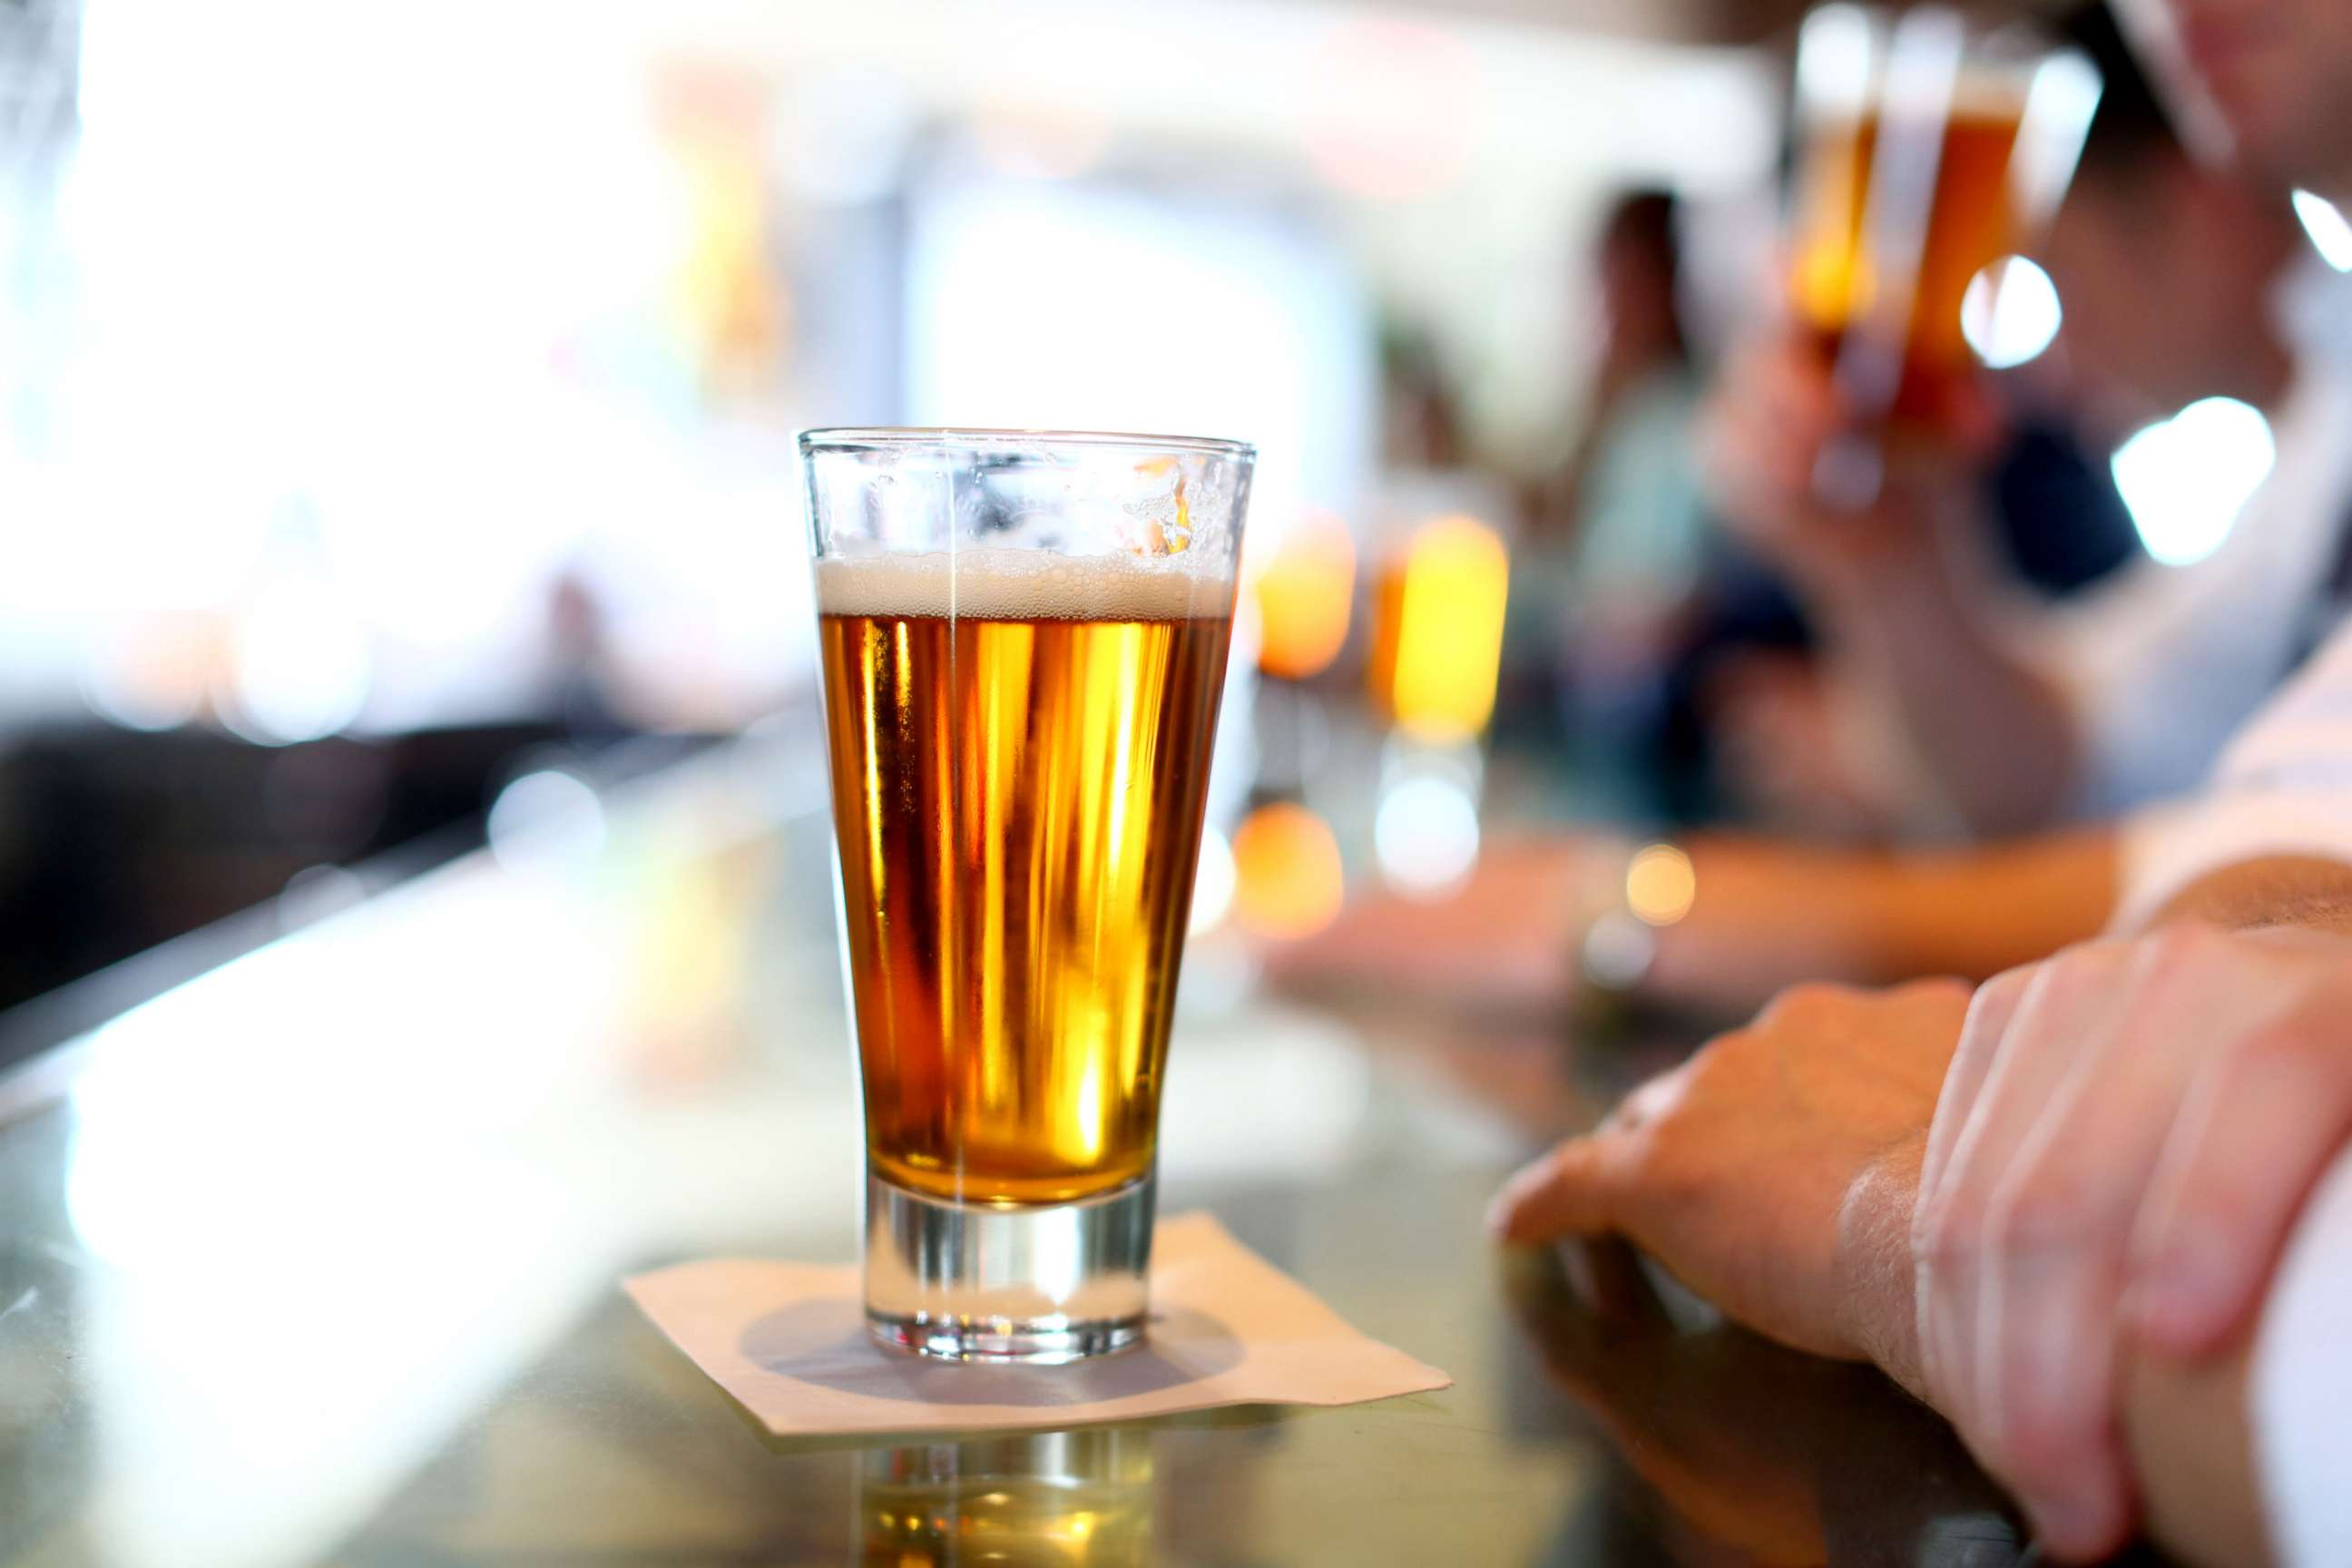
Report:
1514,190,1711,787
1498,191,1710,809
1483,0,2352,1560
1507,176,2146,836
1279,2,2332,1024
1706,3,2314,838
1666,375,2145,833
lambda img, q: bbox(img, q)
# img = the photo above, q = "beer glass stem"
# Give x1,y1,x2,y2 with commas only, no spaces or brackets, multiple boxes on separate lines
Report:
863,1168,1156,1362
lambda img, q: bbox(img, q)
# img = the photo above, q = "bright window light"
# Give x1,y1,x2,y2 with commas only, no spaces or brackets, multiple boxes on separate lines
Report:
2292,189,2352,272
904,176,1375,539
1961,256,2063,369
2111,397,2276,567
225,588,373,746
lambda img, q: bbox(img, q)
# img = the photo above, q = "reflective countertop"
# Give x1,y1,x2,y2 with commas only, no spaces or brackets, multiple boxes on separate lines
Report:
0,717,2068,1567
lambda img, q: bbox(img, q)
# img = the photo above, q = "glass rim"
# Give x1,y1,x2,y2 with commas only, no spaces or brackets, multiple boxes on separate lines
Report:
1795,3,2082,72
799,426,1255,460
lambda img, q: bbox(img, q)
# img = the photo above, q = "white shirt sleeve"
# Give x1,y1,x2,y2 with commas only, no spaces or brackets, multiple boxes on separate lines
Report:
2115,617,2352,929
2253,1151,2352,1567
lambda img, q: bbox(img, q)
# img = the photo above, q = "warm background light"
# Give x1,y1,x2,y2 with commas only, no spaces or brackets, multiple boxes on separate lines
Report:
1251,511,1357,681
1229,802,1345,940
1367,514,1511,744
1624,842,1697,926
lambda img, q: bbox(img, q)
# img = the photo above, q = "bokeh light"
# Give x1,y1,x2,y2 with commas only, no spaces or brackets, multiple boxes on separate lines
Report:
487,769,609,873
1624,842,1696,927
1374,774,1481,897
2111,397,2276,568
221,588,373,747
1367,514,1510,744
1961,255,2062,370
82,614,210,731
1251,511,1357,681
1229,803,1343,940
2293,189,2352,273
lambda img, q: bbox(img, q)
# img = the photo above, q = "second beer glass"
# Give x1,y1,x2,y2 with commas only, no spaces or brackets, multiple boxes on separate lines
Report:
1789,4,2101,435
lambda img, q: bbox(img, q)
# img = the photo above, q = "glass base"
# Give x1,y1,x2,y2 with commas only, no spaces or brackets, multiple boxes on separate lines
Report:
863,1169,1153,1364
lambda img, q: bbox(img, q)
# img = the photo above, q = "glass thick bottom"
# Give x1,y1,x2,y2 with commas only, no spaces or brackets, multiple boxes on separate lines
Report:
863,1168,1154,1363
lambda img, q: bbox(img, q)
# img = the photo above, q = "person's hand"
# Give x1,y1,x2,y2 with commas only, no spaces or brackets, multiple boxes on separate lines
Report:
1490,977,1969,1367
1912,923,2352,1562
1700,332,2000,592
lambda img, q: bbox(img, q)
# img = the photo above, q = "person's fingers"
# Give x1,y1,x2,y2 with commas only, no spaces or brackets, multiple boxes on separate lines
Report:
1914,947,2129,1445
1488,1133,1632,1245
1918,966,2034,1204
1976,1250,2140,1559
1968,945,2211,1557
1911,965,2034,1427
1963,929,2259,1553
2128,1013,2352,1355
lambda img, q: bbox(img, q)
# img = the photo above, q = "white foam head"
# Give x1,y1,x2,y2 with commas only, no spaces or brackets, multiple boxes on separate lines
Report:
816,548,1233,622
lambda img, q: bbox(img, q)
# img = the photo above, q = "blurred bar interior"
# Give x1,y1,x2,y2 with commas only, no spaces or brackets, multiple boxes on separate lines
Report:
0,0,2328,1041
19,1,2352,1562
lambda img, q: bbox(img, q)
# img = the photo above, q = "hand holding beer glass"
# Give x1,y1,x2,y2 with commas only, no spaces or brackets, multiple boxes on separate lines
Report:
1786,4,2100,505
802,430,1251,1362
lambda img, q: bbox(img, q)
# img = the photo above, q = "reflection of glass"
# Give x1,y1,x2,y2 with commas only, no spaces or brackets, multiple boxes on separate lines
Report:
802,429,1253,1363
1789,5,2099,437
858,1430,1154,1567
1504,1245,2024,1565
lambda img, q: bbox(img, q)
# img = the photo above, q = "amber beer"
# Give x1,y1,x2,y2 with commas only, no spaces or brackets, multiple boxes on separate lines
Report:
816,552,1232,1208
1792,100,2027,426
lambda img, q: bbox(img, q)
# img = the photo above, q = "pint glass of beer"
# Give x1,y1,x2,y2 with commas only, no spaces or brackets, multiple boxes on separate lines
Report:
800,429,1252,1362
1789,5,2100,439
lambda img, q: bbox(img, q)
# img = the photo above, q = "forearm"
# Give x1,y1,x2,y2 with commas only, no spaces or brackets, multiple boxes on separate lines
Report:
1806,522,2080,836
1640,829,2116,1014
2146,855,2352,936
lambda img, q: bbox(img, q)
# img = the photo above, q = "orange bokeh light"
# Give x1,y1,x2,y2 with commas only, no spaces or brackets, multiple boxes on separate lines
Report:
1251,511,1357,681
1229,802,1345,940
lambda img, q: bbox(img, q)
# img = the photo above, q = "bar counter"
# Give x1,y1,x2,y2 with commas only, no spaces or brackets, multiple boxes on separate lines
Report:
0,716,2099,1566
